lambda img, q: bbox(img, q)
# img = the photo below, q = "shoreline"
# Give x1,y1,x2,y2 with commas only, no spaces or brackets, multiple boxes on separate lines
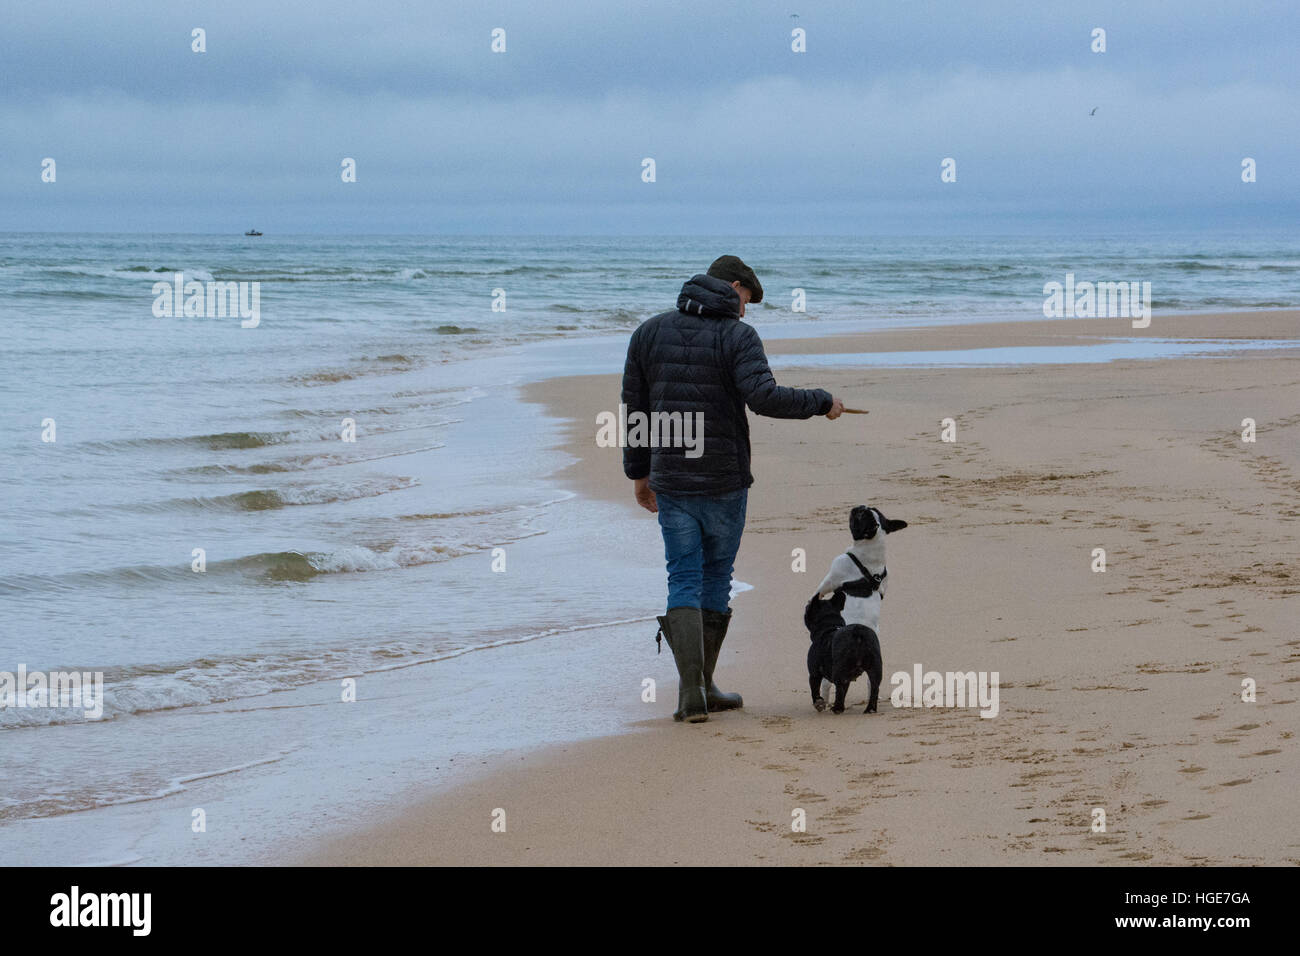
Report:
298,309,1300,866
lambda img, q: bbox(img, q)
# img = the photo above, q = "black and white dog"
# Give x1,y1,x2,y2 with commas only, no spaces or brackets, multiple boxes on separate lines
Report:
806,505,907,713
804,589,882,713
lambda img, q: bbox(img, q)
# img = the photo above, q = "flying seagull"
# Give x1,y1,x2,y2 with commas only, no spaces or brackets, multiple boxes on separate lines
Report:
1089,107,1098,116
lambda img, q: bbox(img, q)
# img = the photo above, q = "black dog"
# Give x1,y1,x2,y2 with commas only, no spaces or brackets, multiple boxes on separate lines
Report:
804,590,883,714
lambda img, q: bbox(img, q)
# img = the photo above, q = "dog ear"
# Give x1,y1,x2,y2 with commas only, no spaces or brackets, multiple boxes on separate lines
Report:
881,517,908,533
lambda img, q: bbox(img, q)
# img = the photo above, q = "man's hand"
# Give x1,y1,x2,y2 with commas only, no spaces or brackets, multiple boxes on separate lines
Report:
825,397,845,420
634,476,657,513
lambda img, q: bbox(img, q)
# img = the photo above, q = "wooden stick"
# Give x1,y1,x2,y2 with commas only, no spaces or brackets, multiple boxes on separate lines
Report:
842,407,870,415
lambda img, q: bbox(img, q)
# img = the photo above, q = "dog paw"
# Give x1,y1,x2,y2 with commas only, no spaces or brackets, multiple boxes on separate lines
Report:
831,704,845,714
813,697,826,712
863,706,877,714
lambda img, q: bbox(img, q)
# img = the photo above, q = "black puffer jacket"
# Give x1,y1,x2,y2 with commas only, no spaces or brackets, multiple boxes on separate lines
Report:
622,274,833,496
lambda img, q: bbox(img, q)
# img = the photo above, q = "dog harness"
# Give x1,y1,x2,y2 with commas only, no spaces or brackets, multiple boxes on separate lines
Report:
837,553,887,600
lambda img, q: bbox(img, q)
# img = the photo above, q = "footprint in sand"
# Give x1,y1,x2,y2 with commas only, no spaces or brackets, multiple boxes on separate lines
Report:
789,788,827,803
1118,850,1154,861
847,770,893,786
783,742,827,758
823,804,864,824
782,833,826,846
759,715,793,733
845,846,886,861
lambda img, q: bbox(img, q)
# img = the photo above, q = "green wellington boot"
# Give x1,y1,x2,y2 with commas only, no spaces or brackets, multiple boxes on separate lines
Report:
655,606,709,722
701,608,744,711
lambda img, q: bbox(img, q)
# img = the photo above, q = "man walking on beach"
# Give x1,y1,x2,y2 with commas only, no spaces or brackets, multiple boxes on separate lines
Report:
622,255,844,723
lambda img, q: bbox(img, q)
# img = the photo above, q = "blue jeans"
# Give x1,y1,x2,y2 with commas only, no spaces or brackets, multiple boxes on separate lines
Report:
656,488,748,613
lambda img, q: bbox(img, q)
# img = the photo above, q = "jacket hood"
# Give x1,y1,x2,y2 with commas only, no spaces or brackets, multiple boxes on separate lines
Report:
677,273,741,319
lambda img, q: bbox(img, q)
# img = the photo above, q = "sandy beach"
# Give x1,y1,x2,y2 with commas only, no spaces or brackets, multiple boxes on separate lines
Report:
302,311,1300,866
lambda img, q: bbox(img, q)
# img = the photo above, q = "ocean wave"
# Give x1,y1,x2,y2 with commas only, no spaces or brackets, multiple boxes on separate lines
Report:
117,477,418,514
81,411,455,454
0,745,302,822
223,543,466,581
164,441,448,477
538,304,645,325
0,562,192,596
92,265,570,284
597,308,643,324
288,353,424,385
81,429,292,452
0,610,648,738
1168,260,1236,272
0,547,412,597
0,522,488,596
33,265,217,283
116,267,217,282
10,288,135,301
0,485,569,599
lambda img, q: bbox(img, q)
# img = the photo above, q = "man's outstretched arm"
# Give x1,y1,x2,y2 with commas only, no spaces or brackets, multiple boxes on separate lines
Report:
730,323,843,420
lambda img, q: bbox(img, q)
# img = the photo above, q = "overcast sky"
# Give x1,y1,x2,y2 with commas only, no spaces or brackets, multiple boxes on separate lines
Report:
3,0,1297,234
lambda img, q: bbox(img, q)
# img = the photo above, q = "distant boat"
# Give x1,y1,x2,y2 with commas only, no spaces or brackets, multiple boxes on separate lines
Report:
244,229,263,236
